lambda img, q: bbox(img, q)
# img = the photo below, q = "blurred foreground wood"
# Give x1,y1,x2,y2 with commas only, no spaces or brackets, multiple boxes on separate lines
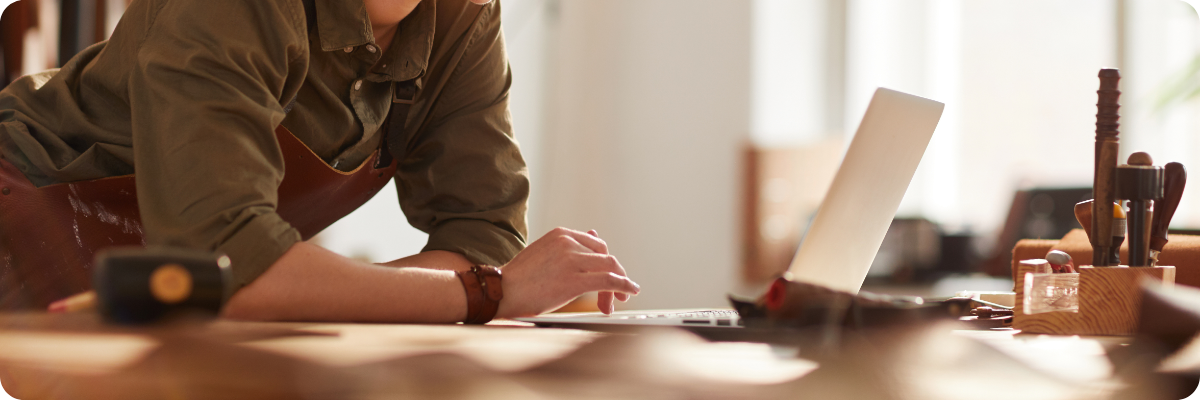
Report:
0,313,1154,399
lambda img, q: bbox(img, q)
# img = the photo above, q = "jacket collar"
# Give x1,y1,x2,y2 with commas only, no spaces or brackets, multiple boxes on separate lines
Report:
383,0,435,82
314,0,434,82
314,0,373,51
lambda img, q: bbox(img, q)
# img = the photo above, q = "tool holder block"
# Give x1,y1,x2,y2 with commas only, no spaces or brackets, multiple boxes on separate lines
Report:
1013,265,1174,336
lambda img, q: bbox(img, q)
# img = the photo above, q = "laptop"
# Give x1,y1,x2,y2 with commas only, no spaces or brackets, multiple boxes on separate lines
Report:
517,88,945,329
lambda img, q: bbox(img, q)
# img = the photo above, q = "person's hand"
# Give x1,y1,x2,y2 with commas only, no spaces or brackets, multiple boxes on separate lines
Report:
495,227,639,318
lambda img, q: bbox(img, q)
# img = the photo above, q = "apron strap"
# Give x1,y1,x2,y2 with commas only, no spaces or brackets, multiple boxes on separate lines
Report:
380,79,418,168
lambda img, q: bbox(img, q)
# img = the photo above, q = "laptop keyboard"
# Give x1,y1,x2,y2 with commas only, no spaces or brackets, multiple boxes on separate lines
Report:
632,310,739,319
618,310,741,326
518,309,744,328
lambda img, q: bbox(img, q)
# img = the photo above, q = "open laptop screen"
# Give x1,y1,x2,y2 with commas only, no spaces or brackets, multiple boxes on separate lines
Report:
785,88,944,294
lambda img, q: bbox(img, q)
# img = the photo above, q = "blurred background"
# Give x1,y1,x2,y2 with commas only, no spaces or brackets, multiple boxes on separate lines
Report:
4,0,1200,310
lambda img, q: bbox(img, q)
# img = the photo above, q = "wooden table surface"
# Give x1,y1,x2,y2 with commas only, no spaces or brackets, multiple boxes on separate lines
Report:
0,313,1155,400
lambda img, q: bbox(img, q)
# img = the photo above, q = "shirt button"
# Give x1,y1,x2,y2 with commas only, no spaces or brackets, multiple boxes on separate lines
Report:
353,80,363,91
366,45,377,53
343,46,353,53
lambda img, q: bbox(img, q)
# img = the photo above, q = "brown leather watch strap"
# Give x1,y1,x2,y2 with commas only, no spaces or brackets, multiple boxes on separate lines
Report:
456,265,503,324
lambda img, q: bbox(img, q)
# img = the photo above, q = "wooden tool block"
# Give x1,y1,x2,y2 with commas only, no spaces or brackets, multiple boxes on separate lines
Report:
1010,229,1200,290
1014,265,1175,336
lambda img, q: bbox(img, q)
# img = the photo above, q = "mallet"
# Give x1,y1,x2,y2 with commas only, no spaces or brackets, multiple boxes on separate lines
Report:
49,247,231,324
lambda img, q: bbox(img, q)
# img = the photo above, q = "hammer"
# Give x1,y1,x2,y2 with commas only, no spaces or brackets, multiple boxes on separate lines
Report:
49,247,231,324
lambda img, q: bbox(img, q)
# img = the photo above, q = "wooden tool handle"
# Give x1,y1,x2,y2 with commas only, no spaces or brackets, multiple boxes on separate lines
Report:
1092,69,1121,265
1075,200,1093,239
1150,162,1187,252
1095,69,1121,141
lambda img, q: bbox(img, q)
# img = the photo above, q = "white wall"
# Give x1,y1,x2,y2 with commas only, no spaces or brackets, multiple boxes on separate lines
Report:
1124,0,1200,228
536,0,753,309
955,0,1118,234
752,0,841,146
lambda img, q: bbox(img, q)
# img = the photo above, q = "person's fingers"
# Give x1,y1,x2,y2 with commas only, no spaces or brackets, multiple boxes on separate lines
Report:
576,253,628,277
582,272,640,295
589,229,628,305
552,227,608,254
551,231,596,255
598,291,615,314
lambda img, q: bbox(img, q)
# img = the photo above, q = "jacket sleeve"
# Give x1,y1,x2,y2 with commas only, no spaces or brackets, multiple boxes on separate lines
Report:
395,1,529,266
127,0,309,288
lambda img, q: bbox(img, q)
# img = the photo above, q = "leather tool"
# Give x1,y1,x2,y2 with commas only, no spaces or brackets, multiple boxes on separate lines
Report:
1091,69,1122,266
95,247,230,324
1046,250,1075,273
1075,200,1093,236
1074,199,1125,265
1150,162,1187,265
49,247,231,324
1115,152,1163,267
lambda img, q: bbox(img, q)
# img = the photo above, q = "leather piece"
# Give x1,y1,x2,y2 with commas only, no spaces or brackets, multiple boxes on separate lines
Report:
455,268,483,323
0,159,143,310
0,126,397,310
273,125,397,240
478,265,503,302
456,265,502,324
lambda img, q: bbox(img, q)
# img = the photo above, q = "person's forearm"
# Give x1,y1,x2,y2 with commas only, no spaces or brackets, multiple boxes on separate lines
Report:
222,242,467,323
378,249,474,271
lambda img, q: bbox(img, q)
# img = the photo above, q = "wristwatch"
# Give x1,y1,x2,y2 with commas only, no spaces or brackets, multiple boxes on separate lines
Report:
456,264,503,324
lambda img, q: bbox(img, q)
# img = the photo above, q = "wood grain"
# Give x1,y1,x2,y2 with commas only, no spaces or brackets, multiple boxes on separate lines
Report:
1014,265,1174,336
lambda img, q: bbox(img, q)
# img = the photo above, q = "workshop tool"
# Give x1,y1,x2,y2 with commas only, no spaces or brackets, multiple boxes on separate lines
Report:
1092,69,1122,266
1074,199,1126,265
47,291,96,313
1150,162,1187,266
95,247,231,324
970,306,1013,319
1075,200,1092,235
1116,152,1163,267
1014,261,1174,335
49,247,231,324
1046,250,1075,273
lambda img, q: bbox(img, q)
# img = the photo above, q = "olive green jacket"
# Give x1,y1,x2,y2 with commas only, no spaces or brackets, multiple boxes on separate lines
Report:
0,0,528,288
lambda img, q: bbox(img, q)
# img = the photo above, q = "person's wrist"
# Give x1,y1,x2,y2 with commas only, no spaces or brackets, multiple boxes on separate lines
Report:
494,267,520,319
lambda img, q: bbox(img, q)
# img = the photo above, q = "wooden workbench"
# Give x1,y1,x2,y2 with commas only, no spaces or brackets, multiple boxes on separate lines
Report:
0,314,1154,399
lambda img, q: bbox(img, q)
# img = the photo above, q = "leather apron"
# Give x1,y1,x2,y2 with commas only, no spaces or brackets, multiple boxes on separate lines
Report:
0,125,399,310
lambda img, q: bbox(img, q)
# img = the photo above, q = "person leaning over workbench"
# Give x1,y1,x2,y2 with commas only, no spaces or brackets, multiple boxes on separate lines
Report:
0,0,639,323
